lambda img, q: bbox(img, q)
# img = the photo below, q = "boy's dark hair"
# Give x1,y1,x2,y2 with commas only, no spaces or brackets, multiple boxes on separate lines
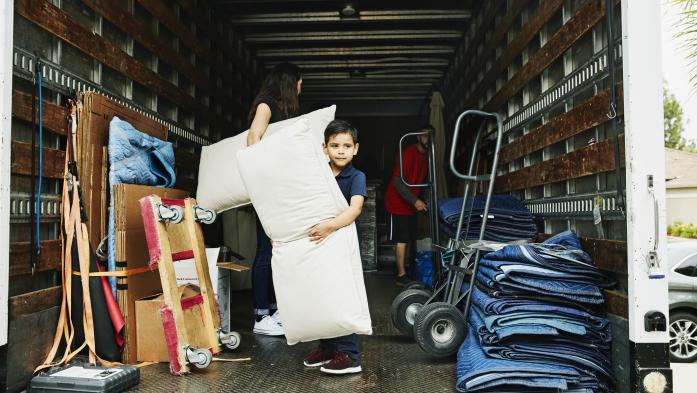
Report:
420,124,436,132
324,119,358,144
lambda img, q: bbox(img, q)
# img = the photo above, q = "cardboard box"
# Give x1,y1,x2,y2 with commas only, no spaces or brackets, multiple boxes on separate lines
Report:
174,248,249,332
135,285,209,363
77,92,168,251
222,207,257,291
113,184,188,363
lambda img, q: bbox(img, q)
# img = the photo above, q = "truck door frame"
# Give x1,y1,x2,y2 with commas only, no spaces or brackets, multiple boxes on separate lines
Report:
621,0,673,390
0,0,14,350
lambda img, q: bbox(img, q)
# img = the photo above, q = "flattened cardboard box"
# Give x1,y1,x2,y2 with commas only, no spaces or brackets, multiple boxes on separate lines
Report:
77,92,167,251
113,184,188,363
135,285,208,363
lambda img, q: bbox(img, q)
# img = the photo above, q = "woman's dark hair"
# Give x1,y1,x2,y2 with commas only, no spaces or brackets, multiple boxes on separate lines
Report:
324,119,358,144
248,62,302,125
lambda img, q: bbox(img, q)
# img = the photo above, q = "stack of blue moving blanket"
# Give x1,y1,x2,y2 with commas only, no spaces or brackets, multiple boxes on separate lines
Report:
438,195,537,242
456,231,615,392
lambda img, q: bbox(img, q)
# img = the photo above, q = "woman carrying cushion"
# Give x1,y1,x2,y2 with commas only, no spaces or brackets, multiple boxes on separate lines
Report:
246,62,303,336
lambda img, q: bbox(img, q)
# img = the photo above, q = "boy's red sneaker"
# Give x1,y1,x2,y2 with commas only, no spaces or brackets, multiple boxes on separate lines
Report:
319,351,362,374
303,348,336,367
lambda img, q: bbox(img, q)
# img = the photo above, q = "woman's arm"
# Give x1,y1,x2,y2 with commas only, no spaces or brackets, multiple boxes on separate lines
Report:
309,195,365,242
247,103,272,146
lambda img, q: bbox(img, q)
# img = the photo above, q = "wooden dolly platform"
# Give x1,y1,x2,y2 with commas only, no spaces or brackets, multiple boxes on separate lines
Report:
139,196,240,375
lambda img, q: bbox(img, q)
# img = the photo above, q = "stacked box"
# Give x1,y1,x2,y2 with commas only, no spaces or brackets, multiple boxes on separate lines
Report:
357,182,378,270
113,184,188,363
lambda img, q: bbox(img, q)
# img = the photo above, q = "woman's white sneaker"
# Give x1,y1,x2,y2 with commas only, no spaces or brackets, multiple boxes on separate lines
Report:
253,315,284,336
271,310,282,326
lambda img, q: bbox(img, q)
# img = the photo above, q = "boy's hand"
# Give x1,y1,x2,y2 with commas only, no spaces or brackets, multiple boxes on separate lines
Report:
414,199,427,211
309,221,336,243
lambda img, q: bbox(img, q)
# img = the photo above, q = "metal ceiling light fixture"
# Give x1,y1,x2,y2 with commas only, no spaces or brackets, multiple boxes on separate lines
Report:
340,4,358,19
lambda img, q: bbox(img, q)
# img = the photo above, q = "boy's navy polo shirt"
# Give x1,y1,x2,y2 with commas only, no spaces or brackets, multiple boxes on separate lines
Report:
335,163,368,203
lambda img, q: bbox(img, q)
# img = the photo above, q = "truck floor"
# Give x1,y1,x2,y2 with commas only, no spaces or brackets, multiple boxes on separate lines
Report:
127,273,456,392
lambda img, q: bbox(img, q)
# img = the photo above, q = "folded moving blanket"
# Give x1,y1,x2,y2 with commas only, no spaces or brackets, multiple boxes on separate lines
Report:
439,195,534,225
470,308,614,384
456,320,585,392
438,195,537,241
107,117,175,296
456,230,614,392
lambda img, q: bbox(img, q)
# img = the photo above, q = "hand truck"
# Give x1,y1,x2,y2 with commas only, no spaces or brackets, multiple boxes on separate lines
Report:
389,128,442,336
139,196,240,375
391,110,504,357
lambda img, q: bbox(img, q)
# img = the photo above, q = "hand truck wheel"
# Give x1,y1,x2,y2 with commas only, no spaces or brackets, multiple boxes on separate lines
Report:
217,329,241,350
156,204,184,224
413,302,466,358
185,346,212,369
193,206,217,224
391,288,433,337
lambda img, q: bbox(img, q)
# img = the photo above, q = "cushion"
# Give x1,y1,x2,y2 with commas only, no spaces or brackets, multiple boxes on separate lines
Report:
237,118,344,241
272,226,372,344
236,118,372,344
196,105,336,212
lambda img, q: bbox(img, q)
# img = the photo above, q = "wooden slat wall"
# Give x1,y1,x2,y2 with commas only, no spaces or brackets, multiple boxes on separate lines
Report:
8,86,68,284
495,135,625,193
449,0,565,115
537,234,629,319
134,0,248,115
538,234,628,275
485,0,605,111
443,0,519,106
442,0,629,321
80,0,212,92
9,240,62,277
12,90,68,135
16,0,258,138
16,0,214,124
498,90,614,165
603,289,628,319
9,286,62,320
11,141,65,179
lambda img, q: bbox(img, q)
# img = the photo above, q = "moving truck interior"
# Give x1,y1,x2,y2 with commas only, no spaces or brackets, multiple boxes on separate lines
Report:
0,1,674,392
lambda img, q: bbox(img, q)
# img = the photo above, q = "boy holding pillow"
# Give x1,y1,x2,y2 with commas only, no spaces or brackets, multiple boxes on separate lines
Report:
304,119,367,374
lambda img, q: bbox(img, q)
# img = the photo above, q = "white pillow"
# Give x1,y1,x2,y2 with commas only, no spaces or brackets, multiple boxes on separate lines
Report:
272,225,372,344
236,117,372,343
196,105,336,212
237,118,345,241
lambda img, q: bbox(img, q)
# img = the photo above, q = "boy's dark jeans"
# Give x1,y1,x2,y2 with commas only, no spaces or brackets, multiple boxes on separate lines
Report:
319,334,360,364
252,216,276,315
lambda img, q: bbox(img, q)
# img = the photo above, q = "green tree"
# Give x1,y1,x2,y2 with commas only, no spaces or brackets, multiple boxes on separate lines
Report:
674,0,697,90
670,1,697,152
664,87,686,149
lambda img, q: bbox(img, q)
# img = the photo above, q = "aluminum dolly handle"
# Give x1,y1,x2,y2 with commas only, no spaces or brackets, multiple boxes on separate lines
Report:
397,129,441,280
398,130,431,188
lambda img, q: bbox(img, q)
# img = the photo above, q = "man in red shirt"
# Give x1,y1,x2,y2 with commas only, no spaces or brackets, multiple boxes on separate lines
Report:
384,125,433,284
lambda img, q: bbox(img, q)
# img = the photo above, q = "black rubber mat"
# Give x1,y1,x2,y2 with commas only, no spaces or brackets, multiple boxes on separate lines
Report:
127,274,456,392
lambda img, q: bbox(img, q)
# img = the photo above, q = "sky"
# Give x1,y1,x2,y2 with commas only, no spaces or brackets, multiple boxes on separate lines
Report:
661,1,697,142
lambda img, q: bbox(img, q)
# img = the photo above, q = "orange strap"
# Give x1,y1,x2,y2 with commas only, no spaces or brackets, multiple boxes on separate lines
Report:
71,265,156,278
36,105,122,373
